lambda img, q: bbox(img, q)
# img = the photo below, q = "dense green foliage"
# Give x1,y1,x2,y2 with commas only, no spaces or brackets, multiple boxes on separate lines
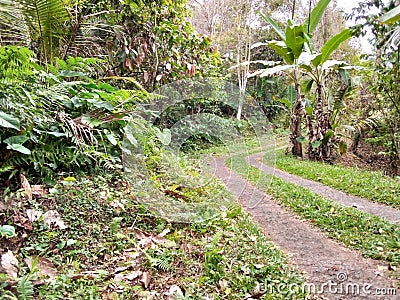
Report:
0,0,399,298
0,46,151,184
348,0,400,175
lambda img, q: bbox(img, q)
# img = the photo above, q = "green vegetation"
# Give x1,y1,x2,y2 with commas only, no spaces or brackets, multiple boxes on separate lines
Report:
228,153,400,265
271,150,400,209
1,0,400,298
0,172,306,299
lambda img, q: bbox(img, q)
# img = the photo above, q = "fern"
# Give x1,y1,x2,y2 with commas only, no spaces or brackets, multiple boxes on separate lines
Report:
16,275,34,300
148,249,174,272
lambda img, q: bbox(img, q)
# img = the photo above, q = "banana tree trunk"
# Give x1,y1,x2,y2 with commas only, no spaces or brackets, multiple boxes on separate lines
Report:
287,83,303,157
308,84,333,161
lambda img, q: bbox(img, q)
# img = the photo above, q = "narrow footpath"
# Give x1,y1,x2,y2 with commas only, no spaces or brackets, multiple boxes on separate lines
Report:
210,156,398,300
247,152,400,225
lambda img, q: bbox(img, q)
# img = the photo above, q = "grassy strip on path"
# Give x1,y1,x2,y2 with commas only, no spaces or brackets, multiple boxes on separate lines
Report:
228,154,400,266
268,150,400,209
1,171,306,299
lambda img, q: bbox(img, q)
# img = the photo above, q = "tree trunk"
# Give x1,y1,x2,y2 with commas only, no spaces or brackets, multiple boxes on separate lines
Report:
287,84,303,157
308,84,333,161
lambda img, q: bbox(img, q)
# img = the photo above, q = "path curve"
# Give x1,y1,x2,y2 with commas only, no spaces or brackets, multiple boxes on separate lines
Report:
210,156,397,300
247,152,400,225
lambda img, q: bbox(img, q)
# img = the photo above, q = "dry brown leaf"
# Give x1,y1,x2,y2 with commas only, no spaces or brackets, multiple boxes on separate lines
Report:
31,185,46,196
151,235,168,244
43,210,67,229
12,213,32,230
140,271,151,288
20,174,32,200
158,228,170,237
26,209,42,222
1,251,19,280
24,256,57,279
0,201,7,211
166,285,184,299
124,270,142,280
114,273,125,282
133,228,150,239
114,266,130,273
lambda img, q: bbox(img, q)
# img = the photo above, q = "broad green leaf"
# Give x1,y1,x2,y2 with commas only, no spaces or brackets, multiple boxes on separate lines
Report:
303,32,316,53
81,116,102,127
304,79,314,93
311,141,321,149
266,41,294,64
285,24,305,59
296,136,307,144
0,112,20,130
305,0,331,33
92,101,114,111
322,130,334,145
156,128,171,146
45,131,66,137
7,143,31,155
380,5,400,24
0,225,16,238
275,98,292,108
298,52,321,66
4,135,29,145
106,133,118,146
287,85,296,106
259,12,286,41
339,69,351,85
339,140,347,156
320,29,352,64
305,105,313,116
259,65,293,77
59,70,86,77
124,125,138,147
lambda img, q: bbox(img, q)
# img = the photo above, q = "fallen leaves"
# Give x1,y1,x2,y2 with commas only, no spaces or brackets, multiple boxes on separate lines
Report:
134,228,174,249
25,256,57,280
43,210,67,229
26,208,67,229
1,250,19,280
140,271,151,288
20,174,32,201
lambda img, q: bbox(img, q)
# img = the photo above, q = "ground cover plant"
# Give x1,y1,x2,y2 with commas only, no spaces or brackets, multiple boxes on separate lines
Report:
0,169,307,299
270,150,400,209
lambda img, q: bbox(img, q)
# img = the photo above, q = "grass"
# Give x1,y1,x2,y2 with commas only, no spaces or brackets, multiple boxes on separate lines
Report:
228,153,400,266
1,165,306,299
269,150,400,209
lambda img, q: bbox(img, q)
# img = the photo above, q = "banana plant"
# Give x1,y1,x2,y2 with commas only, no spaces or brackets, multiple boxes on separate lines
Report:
251,0,353,161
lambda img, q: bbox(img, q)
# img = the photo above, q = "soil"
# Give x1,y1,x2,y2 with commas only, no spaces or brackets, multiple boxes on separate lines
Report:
210,156,398,300
339,142,398,177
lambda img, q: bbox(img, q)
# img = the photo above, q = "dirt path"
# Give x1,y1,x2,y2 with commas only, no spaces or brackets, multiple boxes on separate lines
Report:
247,152,400,225
210,156,398,300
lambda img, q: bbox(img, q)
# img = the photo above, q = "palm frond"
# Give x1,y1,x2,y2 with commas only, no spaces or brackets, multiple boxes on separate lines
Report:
20,0,70,62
